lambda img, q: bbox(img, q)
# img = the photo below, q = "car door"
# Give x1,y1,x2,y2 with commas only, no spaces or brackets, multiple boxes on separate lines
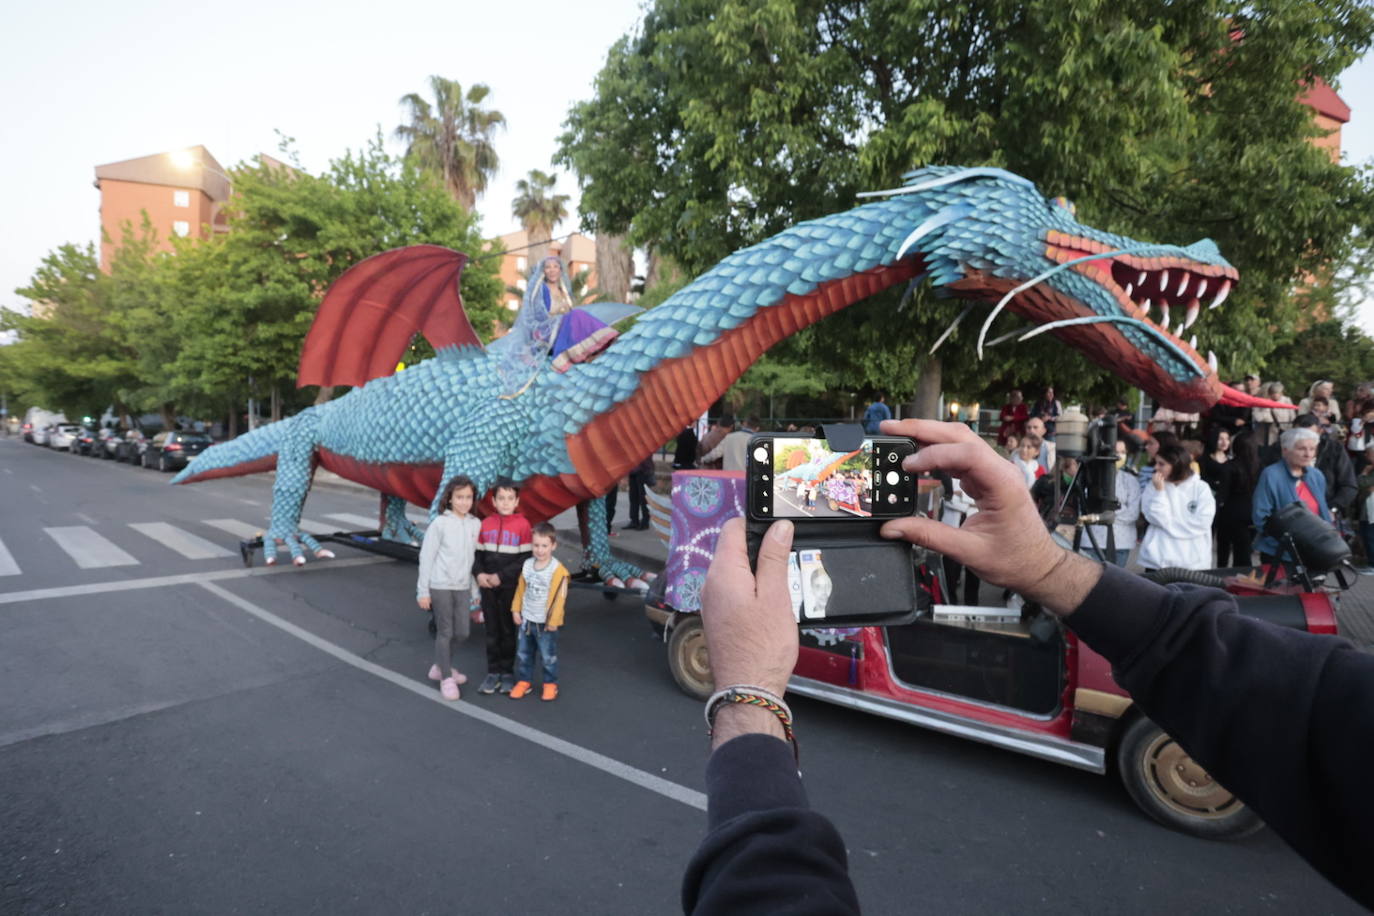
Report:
146,432,168,466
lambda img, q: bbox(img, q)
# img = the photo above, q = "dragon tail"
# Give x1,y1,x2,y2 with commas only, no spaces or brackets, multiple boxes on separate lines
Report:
170,422,288,485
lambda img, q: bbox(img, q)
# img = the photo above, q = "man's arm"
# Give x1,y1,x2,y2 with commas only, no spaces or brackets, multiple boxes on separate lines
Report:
682,519,860,915
1070,565,1374,909
877,419,1374,909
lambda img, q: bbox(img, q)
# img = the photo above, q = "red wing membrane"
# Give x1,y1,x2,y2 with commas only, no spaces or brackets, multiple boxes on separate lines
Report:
297,245,479,388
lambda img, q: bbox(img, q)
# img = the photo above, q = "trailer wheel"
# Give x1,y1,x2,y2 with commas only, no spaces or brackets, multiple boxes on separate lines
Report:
668,615,713,700
1117,716,1263,839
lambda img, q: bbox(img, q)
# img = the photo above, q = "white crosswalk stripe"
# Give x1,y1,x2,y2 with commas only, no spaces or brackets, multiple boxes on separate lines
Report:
297,518,336,535
323,512,381,530
0,538,19,577
129,523,235,560
202,518,263,539
44,526,138,569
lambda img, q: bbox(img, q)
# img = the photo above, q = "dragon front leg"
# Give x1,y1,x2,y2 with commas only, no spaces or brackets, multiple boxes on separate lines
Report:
581,496,651,590
262,413,321,567
380,494,424,544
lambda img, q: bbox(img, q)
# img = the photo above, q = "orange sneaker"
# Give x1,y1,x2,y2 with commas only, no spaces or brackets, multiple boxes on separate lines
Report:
508,680,533,699
541,683,559,702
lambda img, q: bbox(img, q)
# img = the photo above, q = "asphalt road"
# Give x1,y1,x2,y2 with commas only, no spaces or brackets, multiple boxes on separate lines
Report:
0,435,1363,914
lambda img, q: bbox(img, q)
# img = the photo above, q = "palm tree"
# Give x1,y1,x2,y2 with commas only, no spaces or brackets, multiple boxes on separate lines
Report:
511,170,569,266
394,77,505,210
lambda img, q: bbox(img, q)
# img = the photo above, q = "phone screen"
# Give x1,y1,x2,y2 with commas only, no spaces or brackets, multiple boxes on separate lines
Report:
749,435,916,520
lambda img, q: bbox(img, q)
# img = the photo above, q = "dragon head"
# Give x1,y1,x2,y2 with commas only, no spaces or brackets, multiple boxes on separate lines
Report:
878,166,1242,412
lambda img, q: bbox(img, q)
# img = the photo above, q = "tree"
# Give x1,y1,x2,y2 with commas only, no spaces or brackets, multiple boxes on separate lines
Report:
559,0,1374,414
1262,319,1374,403
595,231,634,301
511,169,570,266
395,77,506,210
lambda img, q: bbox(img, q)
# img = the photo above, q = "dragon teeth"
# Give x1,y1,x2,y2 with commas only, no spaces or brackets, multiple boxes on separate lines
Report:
1161,304,1171,331
1142,298,1153,317
1159,270,1169,291
1207,350,1219,372
1209,279,1231,309
1124,282,1134,298
1138,271,1147,286
1177,274,1189,296
1184,299,1200,329
1189,334,1198,349
1196,278,1208,299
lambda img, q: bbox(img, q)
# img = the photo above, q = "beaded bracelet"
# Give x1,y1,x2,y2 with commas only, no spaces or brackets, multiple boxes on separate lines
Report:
705,685,799,762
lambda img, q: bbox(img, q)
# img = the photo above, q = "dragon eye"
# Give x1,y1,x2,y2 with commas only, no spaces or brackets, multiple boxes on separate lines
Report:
1049,196,1077,218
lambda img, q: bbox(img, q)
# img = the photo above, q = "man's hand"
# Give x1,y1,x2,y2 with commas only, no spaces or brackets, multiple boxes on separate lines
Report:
701,517,798,748
701,518,798,698
877,419,1102,616
513,612,523,625
417,596,431,611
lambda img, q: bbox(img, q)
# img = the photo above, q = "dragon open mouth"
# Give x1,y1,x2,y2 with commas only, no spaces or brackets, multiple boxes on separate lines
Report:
1046,231,1239,372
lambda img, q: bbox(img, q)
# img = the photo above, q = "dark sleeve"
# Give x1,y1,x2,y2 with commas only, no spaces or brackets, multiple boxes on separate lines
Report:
682,735,859,915
1067,564,1374,909
1333,447,1358,512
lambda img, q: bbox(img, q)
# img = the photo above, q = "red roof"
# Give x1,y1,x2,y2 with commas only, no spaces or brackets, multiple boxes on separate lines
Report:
1301,77,1351,123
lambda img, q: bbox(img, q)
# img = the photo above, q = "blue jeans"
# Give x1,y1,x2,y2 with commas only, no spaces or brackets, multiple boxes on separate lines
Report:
515,621,559,684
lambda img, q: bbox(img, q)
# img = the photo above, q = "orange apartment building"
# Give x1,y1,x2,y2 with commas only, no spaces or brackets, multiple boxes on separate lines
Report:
1302,77,1351,160
93,145,232,271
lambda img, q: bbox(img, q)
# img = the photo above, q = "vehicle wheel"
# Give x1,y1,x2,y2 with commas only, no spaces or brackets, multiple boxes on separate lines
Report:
667,615,713,701
159,454,168,472
1116,715,1263,839
827,497,838,511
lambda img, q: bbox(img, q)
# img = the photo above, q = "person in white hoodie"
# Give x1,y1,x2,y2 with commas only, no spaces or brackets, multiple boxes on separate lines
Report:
417,474,482,700
1138,444,1216,571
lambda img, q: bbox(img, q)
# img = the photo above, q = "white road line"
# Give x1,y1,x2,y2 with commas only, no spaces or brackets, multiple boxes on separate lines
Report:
298,517,336,535
44,526,138,569
322,512,380,529
0,556,388,605
129,522,235,560
202,518,263,539
0,538,19,577
198,580,707,812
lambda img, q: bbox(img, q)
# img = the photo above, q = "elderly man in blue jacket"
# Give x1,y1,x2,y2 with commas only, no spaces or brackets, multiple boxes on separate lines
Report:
1253,427,1330,564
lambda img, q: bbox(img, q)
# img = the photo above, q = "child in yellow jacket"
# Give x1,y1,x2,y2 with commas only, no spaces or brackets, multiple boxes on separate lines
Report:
509,523,570,701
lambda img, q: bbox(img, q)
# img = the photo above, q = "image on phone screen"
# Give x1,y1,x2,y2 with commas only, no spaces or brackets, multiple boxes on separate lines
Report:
751,436,913,519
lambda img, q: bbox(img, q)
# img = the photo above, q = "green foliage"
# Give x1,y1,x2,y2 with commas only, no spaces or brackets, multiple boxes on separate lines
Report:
511,169,571,250
5,135,502,422
558,0,1374,408
1263,319,1374,401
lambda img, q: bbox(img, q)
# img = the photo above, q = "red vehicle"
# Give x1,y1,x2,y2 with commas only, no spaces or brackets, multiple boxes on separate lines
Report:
644,471,1340,839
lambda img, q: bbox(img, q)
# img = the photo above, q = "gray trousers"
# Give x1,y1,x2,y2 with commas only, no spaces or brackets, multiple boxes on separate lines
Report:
432,588,471,678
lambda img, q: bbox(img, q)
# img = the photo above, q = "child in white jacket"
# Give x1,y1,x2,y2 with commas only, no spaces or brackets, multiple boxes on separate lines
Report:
1138,445,1216,571
417,475,481,700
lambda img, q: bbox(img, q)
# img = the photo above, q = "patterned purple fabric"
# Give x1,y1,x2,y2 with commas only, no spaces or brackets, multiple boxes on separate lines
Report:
664,470,745,612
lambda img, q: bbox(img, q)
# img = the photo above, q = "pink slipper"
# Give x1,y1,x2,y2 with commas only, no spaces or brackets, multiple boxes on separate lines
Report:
440,678,460,701
451,671,468,685
428,664,443,681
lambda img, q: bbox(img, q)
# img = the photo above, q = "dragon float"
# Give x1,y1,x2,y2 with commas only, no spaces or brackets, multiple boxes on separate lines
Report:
173,166,1273,576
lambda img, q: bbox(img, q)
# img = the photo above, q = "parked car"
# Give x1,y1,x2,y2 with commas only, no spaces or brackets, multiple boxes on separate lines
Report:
49,424,82,451
115,429,150,464
95,428,121,459
70,427,100,456
31,425,52,447
21,422,34,443
142,430,213,472
645,470,1341,841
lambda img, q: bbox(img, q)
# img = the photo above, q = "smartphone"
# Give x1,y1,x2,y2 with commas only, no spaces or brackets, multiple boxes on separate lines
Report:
747,434,917,521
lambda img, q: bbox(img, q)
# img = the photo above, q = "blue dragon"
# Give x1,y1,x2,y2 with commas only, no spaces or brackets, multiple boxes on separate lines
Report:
175,166,1256,576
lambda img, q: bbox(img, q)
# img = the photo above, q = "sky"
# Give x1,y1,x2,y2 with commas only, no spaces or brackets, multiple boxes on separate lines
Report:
2,0,1373,332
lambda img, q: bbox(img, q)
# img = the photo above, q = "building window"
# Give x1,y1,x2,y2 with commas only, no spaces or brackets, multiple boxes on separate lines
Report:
172,221,191,237
173,190,190,208
579,262,591,274
516,277,526,291
516,256,527,272
507,298,520,311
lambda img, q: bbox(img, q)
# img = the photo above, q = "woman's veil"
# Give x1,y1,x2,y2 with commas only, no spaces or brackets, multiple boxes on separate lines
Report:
489,255,571,397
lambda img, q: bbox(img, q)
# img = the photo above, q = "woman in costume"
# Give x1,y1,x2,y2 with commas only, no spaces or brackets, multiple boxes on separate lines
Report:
492,255,619,396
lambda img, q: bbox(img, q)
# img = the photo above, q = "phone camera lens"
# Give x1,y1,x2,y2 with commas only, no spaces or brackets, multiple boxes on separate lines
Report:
887,451,898,463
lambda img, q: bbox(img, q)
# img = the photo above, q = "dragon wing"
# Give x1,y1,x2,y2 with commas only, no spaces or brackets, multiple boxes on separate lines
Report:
297,245,480,389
